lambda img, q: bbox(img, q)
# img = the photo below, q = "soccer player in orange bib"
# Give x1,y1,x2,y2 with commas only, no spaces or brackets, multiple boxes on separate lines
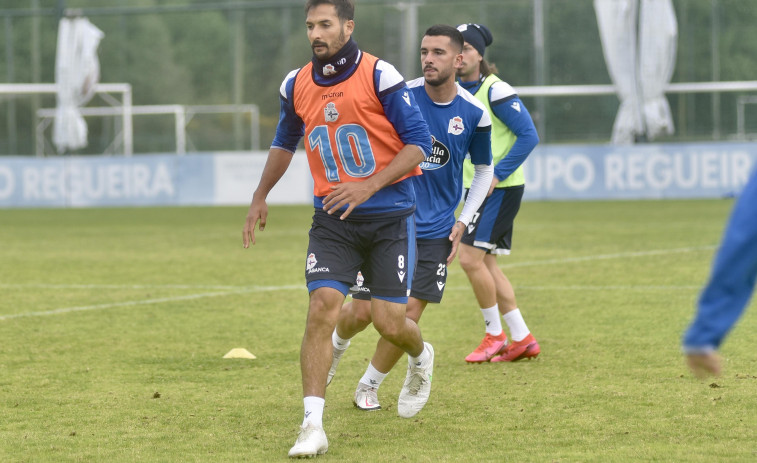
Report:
242,0,434,458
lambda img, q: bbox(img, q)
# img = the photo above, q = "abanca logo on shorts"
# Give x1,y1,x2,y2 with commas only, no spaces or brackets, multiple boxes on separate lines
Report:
306,253,330,274
351,270,370,293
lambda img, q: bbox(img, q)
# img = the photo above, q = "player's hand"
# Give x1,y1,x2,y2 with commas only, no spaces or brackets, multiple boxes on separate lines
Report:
242,196,268,248
323,182,377,220
447,221,466,264
686,351,722,379
488,176,500,196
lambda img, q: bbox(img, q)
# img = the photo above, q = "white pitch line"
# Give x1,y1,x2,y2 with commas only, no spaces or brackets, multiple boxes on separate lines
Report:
1,246,713,321
0,283,253,290
499,245,716,269
515,284,702,290
0,284,302,322
444,284,701,291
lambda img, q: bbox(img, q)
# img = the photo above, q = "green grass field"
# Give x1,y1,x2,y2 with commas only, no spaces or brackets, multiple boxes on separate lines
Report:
1,200,756,462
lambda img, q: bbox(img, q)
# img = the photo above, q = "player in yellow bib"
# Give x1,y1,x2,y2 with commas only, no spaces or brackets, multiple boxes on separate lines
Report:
456,23,542,364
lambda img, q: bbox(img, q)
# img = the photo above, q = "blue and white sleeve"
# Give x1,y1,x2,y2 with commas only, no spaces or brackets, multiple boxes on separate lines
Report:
489,81,539,181
270,69,305,153
458,111,493,226
469,108,492,165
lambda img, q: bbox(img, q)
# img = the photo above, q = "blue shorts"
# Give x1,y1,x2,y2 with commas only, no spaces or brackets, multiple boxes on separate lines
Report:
306,210,415,300
409,238,450,303
461,185,524,255
353,238,449,303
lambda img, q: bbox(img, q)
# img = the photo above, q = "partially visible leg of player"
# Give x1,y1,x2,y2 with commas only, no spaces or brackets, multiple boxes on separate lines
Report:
289,286,345,458
353,297,427,411
371,297,434,418
327,297,373,386
458,243,508,363
487,254,539,362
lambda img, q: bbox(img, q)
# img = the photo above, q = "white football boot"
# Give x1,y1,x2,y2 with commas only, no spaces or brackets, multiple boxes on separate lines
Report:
288,423,328,458
397,342,434,418
353,383,381,411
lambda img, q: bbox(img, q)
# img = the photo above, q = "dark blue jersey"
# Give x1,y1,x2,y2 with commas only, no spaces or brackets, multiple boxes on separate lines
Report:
407,78,492,239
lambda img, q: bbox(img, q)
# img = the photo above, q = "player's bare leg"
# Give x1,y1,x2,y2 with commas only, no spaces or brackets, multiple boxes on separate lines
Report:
458,243,508,362
337,300,373,339
370,298,427,373
301,286,344,397
289,286,344,458
484,254,517,313
327,299,372,386
371,299,423,355
458,244,496,308
371,298,434,418
482,254,540,363
351,299,424,410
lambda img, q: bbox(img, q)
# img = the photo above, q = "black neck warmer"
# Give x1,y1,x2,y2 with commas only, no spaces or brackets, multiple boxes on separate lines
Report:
311,37,360,81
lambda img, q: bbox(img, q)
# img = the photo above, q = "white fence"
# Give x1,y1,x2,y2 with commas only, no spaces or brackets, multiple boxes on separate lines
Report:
35,103,261,156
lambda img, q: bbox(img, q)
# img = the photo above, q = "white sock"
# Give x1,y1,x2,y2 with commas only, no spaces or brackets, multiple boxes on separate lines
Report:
481,304,503,336
503,308,529,342
302,396,325,428
409,344,431,368
332,329,351,350
358,362,388,389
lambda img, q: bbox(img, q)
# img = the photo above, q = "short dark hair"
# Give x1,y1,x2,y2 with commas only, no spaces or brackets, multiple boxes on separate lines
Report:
424,24,464,53
305,0,355,21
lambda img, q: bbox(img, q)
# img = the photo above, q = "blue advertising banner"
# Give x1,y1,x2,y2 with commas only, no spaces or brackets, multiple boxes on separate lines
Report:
0,154,214,208
1,142,755,208
522,142,757,200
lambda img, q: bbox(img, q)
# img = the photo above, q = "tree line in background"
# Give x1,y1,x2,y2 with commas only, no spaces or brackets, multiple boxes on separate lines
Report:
2,0,757,155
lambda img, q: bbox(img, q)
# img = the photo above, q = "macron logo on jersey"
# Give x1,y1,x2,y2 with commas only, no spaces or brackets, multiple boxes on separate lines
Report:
402,91,411,106
398,270,406,283
436,281,445,291
511,101,521,112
